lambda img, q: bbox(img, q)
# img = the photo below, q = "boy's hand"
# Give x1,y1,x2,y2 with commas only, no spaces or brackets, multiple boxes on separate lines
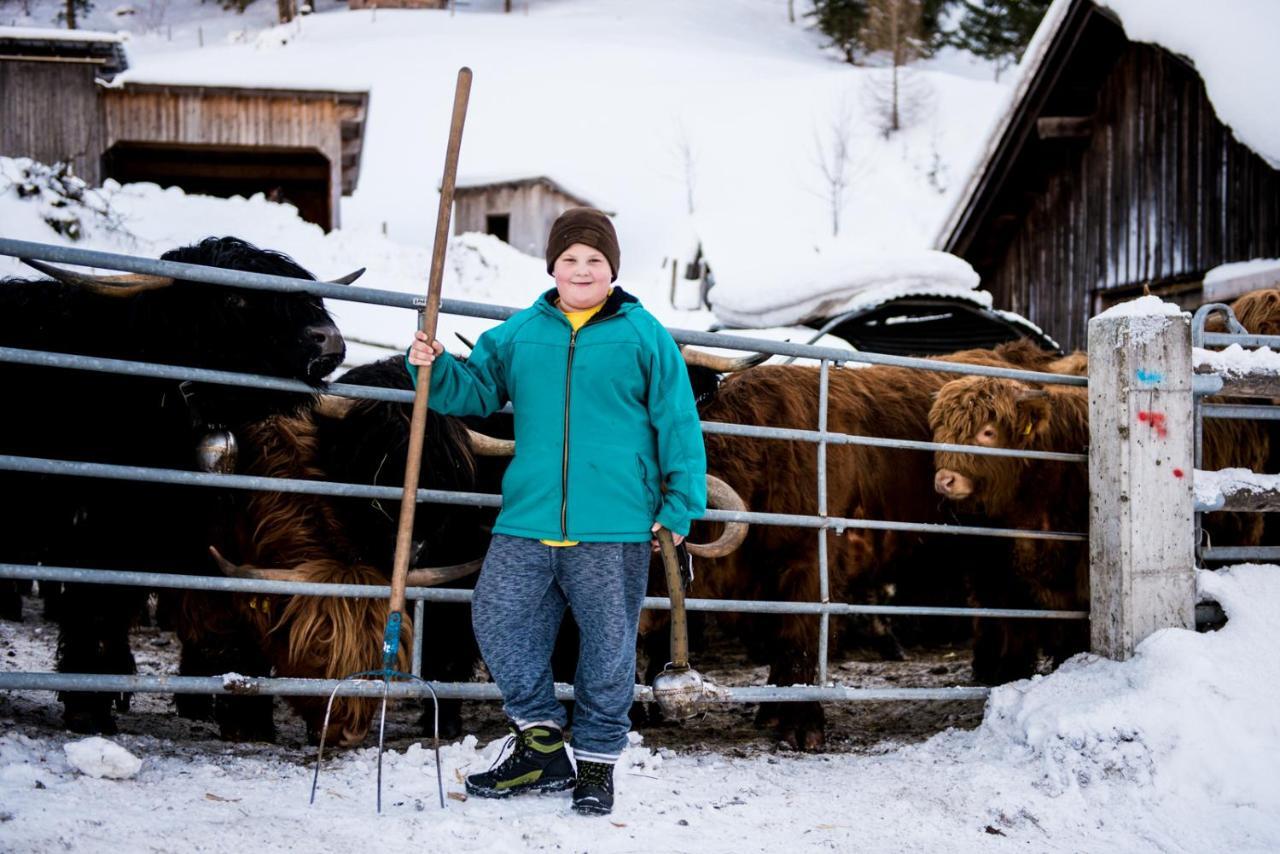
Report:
650,522,685,552
408,330,445,366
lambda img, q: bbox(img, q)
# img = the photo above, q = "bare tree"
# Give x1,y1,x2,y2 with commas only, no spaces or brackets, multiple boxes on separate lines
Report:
860,0,926,135
812,97,861,237
671,119,699,215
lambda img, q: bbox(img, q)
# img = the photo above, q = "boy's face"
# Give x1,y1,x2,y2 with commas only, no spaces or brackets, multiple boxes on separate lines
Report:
553,242,612,311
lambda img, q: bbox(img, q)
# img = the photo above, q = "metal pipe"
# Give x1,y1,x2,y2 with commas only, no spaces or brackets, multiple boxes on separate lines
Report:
0,671,992,704
0,564,1087,619
2,238,1086,385
0,347,1083,462
412,599,425,680
1201,403,1280,421
1202,331,1280,349
0,455,1086,541
701,420,1087,462
816,358,831,686
1200,546,1280,562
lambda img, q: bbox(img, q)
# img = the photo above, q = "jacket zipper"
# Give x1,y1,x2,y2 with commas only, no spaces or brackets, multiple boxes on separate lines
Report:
560,329,577,539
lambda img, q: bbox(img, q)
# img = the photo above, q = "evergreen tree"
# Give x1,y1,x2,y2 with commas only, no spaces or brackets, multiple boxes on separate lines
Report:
809,0,870,64
953,0,1051,78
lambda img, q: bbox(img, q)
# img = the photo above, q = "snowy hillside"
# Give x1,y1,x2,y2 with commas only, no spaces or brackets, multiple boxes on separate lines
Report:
2,0,1008,338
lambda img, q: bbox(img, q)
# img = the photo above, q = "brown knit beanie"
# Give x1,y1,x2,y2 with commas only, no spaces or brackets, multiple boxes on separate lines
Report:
545,207,620,281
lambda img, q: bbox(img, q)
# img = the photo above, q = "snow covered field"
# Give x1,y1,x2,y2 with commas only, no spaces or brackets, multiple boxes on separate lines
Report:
3,566,1278,852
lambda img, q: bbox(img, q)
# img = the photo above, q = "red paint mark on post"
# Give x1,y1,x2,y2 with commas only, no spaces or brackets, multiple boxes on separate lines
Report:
1173,468,1185,478
1137,410,1168,438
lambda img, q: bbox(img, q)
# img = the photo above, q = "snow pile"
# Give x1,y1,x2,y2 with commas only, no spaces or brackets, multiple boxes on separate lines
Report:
1193,467,1280,512
1100,0,1280,169
1194,344,1280,380
976,565,1280,822
1203,258,1280,287
63,737,143,779
702,235,981,328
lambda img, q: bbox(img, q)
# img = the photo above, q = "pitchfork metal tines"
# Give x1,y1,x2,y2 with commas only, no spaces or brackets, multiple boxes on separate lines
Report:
309,65,472,814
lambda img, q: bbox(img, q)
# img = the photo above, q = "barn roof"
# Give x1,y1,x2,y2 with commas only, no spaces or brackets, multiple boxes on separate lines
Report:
0,26,129,78
936,0,1280,255
453,173,611,213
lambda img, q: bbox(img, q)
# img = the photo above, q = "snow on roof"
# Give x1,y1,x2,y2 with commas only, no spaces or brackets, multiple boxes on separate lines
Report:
1100,0,1280,169
0,26,128,44
936,0,1280,247
453,173,608,211
702,232,981,328
1202,258,1280,304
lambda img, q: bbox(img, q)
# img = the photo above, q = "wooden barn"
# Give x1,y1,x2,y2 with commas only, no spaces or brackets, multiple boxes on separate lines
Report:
0,28,128,184
453,175,609,258
1,29,368,231
348,0,446,8
936,0,1280,351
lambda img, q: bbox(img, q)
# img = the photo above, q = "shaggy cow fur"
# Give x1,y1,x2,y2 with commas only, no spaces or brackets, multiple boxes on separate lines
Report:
929,365,1270,684
660,339,1062,750
0,237,345,735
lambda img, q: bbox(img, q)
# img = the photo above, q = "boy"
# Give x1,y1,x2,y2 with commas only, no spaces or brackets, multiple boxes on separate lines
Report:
407,207,706,815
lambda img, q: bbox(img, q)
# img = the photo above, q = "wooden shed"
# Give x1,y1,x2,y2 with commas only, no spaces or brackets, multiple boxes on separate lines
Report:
0,28,368,232
936,0,1280,351
0,28,128,184
347,0,446,8
453,175,609,258
100,83,368,231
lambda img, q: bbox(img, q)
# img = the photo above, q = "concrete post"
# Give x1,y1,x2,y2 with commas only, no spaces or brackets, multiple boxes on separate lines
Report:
1088,307,1197,658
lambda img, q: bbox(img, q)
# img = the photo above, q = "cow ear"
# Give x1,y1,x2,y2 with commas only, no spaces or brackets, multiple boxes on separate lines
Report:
1015,391,1052,445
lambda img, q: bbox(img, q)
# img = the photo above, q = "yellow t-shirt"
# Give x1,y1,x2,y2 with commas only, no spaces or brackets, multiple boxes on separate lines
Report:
540,291,610,547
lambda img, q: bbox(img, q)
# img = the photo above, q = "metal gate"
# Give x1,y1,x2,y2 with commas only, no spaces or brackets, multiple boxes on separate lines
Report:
0,238,1092,709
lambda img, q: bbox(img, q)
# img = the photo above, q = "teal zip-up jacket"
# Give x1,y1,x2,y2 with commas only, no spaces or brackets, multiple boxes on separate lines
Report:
407,287,706,542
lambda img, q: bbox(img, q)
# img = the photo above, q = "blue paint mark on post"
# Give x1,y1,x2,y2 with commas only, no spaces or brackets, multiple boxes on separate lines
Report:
1136,368,1165,386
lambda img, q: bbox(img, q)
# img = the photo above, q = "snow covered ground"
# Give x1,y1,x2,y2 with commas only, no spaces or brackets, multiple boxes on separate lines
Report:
2,565,1278,852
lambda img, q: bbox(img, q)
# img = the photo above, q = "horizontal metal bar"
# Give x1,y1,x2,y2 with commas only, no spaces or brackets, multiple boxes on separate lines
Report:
0,345,414,404
1203,331,1280,349
1201,403,1280,421
1200,546,1280,562
2,238,1086,384
0,453,502,509
0,672,993,704
1192,373,1224,395
702,420,1088,463
0,564,1087,619
0,455,1084,541
1,346,1081,463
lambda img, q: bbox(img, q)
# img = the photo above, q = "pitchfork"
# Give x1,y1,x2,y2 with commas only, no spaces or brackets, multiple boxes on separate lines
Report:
310,66,473,814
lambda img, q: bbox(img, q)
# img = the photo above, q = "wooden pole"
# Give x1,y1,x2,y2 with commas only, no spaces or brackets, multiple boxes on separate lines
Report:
1088,308,1196,658
382,67,472,667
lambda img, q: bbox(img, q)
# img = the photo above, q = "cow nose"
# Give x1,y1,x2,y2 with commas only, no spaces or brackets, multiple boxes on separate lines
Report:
934,470,957,496
306,322,345,358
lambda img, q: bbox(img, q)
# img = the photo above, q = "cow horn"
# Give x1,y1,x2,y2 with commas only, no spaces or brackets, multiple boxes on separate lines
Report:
315,393,357,419
467,429,515,456
24,258,175,296
680,346,770,373
328,268,365,285
405,558,485,587
208,546,299,581
685,475,749,558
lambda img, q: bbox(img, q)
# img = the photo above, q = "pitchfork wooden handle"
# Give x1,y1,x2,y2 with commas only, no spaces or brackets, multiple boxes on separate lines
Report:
388,67,473,637
658,528,690,670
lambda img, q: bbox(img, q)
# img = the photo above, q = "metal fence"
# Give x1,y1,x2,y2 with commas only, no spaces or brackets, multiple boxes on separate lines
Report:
1191,303,1280,564
0,237,1092,710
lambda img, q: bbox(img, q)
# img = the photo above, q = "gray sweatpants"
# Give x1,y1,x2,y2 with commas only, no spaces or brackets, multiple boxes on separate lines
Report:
472,534,651,764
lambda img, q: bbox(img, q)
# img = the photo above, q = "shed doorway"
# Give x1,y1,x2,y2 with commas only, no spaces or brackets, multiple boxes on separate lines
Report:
102,142,334,230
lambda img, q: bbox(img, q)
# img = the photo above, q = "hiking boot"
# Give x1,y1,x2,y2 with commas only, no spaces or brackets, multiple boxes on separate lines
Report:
465,723,576,799
572,760,614,815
